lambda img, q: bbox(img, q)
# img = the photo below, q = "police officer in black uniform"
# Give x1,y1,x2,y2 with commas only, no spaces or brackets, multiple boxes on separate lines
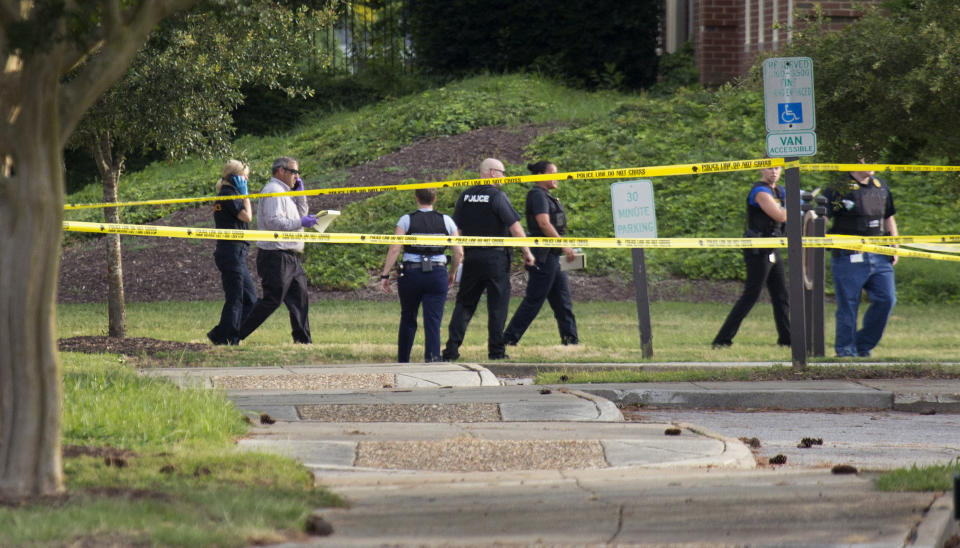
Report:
442,158,535,361
712,165,790,348
380,188,463,362
822,164,898,357
503,161,579,346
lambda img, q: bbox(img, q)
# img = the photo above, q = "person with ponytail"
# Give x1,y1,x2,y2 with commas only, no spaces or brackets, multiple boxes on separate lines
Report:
503,160,579,346
207,159,257,345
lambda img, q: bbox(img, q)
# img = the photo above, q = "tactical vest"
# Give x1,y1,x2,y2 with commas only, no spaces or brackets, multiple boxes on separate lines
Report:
457,186,510,237
526,186,567,237
830,177,889,236
212,185,248,245
745,183,784,237
403,210,447,257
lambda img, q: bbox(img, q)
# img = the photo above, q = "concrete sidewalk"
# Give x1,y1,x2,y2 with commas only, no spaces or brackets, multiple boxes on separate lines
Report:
569,378,960,413
144,363,498,390
146,364,960,414
224,384,753,474
143,363,960,546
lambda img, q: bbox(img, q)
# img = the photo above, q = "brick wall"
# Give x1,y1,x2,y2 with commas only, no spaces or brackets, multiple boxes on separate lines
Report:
692,0,876,86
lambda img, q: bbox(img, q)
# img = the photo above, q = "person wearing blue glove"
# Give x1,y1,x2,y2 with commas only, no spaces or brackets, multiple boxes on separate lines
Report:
207,160,257,345
231,174,249,196
236,156,313,344
300,214,317,228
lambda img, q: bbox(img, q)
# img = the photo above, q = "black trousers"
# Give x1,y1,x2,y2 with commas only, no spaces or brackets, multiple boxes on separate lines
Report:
713,248,790,346
237,249,311,343
504,253,578,344
209,243,258,344
443,250,511,359
397,264,449,362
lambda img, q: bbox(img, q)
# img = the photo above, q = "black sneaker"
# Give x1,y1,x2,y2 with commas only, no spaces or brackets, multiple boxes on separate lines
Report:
504,337,518,346
711,341,732,349
488,353,510,360
561,336,579,345
441,350,460,361
207,330,229,346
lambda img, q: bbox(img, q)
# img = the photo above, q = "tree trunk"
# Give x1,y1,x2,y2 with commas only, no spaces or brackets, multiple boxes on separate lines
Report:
94,135,126,338
0,60,65,500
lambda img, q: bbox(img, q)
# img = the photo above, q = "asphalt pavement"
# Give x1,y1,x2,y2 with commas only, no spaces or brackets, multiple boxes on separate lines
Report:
143,362,960,547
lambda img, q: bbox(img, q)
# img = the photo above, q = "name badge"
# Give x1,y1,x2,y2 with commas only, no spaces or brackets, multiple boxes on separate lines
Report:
850,253,864,263
768,252,776,263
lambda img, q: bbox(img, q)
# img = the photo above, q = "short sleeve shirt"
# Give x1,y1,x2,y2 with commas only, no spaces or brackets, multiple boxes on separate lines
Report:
397,208,458,263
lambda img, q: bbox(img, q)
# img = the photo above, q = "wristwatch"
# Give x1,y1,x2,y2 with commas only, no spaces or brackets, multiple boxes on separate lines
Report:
380,274,390,279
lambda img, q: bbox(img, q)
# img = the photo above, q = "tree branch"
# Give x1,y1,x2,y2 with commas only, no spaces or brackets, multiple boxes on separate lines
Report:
58,0,196,141
0,1,20,28
92,130,112,179
102,0,122,35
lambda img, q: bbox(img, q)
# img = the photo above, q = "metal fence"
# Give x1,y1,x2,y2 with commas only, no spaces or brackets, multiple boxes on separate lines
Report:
320,0,413,74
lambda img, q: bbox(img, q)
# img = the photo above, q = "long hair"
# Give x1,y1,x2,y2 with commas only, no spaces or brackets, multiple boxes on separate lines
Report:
527,160,554,175
217,159,248,191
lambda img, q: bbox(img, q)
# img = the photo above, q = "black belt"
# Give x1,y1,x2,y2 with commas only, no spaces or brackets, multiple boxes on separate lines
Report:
403,261,446,270
262,248,302,257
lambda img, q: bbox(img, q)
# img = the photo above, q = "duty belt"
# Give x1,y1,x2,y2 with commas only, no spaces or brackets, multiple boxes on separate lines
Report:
403,261,446,271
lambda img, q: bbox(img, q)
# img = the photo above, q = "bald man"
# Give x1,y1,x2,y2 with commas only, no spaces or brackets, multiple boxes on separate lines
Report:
442,158,535,361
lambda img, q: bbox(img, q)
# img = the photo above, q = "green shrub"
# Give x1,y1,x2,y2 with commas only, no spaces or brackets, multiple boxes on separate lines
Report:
64,74,960,301
526,85,766,280
893,258,960,304
651,42,701,96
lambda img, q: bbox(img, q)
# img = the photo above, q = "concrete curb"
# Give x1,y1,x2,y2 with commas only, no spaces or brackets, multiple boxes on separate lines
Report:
565,381,898,411
141,364,500,390
674,422,757,470
563,388,623,422
910,491,959,548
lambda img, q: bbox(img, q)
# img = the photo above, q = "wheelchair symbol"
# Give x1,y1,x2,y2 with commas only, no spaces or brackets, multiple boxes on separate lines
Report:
778,103,803,125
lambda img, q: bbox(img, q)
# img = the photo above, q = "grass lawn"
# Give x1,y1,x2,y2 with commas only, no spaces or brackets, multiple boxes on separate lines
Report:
40,294,960,535
0,353,342,547
57,298,960,367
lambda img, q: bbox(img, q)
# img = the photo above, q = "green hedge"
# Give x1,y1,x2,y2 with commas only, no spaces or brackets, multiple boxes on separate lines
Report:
64,75,960,303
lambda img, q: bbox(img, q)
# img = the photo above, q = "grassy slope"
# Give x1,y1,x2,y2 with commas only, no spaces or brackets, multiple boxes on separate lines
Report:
64,74,960,302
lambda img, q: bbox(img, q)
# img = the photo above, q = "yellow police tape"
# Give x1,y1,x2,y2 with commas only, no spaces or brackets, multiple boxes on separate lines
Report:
62,158,960,211
64,157,786,210
61,221,960,262
799,163,960,173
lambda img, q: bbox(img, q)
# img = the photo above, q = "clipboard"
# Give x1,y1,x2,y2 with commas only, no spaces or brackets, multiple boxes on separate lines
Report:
560,253,586,271
312,210,341,233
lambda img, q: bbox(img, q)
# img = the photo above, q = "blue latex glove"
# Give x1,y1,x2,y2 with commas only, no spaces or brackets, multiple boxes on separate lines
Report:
293,176,304,192
230,175,248,195
300,214,317,228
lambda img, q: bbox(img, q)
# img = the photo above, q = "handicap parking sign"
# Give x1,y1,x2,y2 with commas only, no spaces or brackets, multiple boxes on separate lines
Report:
777,102,803,125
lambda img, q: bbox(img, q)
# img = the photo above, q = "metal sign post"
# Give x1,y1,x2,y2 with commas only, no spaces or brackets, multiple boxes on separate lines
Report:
611,180,657,358
784,160,807,368
764,56,816,369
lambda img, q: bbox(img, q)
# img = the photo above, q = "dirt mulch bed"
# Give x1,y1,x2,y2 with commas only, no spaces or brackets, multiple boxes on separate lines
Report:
58,336,208,357
62,445,138,460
